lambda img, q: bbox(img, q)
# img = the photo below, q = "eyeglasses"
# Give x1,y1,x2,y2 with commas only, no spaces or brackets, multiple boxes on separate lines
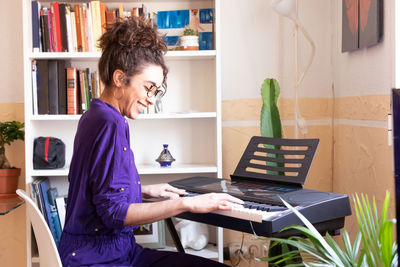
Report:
145,84,165,98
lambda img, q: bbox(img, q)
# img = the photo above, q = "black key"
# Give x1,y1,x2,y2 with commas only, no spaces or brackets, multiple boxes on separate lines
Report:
269,206,287,212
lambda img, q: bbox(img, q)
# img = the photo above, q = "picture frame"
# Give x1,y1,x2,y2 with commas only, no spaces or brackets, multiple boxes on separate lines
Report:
133,220,166,249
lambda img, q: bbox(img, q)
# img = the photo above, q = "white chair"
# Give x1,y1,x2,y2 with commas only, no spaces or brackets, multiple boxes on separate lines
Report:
16,189,62,267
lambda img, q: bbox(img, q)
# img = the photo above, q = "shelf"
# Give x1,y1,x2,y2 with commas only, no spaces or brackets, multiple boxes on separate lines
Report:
0,195,24,215
28,50,216,61
138,164,218,174
30,112,217,121
160,244,219,259
31,164,217,177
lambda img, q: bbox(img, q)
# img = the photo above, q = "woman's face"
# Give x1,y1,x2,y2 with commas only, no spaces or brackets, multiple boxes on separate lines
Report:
120,64,164,119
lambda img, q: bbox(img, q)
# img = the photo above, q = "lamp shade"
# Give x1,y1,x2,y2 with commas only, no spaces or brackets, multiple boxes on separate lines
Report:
270,0,297,21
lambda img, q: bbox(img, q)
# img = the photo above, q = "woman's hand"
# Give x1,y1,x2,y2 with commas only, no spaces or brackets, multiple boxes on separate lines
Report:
182,193,244,213
142,183,186,199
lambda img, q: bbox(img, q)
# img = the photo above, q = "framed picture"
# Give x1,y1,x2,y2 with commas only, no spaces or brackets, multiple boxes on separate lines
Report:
133,220,166,249
342,0,383,52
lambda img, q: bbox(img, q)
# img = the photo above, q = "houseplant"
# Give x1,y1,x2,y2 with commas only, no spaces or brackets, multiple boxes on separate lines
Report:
259,191,397,266
179,27,199,50
0,120,24,195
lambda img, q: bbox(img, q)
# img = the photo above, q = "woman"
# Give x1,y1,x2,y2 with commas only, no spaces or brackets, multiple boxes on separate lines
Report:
58,16,243,267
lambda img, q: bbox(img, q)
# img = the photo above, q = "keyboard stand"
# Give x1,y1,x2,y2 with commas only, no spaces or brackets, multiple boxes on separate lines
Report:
165,217,185,253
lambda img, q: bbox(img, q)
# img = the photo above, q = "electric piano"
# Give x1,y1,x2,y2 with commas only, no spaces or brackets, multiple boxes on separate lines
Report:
168,136,352,239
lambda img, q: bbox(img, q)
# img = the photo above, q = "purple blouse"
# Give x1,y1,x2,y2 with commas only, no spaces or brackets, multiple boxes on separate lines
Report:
58,99,143,266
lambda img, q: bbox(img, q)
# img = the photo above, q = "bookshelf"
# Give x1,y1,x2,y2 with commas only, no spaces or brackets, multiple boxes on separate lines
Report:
22,0,222,266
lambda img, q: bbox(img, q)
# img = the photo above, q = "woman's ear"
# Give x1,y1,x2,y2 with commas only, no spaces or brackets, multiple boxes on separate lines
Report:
112,69,125,87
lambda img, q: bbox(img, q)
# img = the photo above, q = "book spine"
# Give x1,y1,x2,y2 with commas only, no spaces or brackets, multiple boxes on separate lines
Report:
49,6,58,52
86,3,94,52
65,5,73,53
39,178,58,245
36,60,49,114
58,60,67,114
47,188,62,245
70,10,77,52
53,2,62,52
91,1,102,52
66,67,78,115
55,196,67,230
58,3,68,52
47,8,54,52
48,60,59,114
100,2,106,34
31,1,40,52
40,9,48,52
74,5,83,52
31,60,38,115
80,4,87,52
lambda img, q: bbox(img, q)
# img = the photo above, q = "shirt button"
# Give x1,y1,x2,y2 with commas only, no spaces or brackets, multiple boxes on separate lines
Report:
120,188,124,191
125,119,127,123
123,147,127,151
138,181,141,184
94,228,99,232
72,252,76,256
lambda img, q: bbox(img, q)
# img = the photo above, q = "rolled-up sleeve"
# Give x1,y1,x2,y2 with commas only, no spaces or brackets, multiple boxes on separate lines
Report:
89,122,130,229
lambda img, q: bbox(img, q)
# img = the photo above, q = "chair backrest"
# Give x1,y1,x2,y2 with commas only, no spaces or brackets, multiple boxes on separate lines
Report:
16,189,62,267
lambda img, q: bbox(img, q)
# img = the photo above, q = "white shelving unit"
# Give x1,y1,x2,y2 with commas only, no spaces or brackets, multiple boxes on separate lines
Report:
22,0,222,266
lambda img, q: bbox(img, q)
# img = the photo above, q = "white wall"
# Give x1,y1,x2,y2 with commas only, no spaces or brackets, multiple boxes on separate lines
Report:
220,0,332,100
331,0,395,97
0,0,24,103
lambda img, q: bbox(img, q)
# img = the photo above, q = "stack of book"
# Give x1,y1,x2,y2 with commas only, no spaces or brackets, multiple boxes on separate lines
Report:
31,1,153,53
32,60,101,115
30,178,67,246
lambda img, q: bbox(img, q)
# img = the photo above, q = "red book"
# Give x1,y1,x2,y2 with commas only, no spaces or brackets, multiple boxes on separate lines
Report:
67,68,78,115
52,2,62,52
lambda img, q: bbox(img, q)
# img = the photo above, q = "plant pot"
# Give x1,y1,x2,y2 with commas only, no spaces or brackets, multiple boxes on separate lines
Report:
0,168,20,194
179,36,199,51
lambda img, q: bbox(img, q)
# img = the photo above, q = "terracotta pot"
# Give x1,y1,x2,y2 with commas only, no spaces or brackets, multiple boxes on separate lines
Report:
179,36,199,51
0,168,20,194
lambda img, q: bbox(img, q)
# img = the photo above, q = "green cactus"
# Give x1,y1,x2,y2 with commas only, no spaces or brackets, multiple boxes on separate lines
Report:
261,78,282,141
260,78,283,175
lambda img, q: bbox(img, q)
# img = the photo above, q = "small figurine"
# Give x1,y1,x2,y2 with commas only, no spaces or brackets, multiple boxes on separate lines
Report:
156,144,175,167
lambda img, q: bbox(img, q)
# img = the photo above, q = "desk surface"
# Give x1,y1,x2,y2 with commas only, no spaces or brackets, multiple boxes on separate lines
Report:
0,194,24,215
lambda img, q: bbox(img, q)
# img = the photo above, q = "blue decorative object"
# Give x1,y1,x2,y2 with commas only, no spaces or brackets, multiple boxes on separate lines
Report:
157,10,190,29
199,32,213,50
199,9,213,24
156,144,176,167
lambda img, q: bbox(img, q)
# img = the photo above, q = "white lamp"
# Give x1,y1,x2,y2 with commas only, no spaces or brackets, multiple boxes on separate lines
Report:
271,0,315,138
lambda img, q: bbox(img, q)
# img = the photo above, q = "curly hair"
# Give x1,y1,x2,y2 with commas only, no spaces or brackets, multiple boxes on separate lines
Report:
98,16,168,90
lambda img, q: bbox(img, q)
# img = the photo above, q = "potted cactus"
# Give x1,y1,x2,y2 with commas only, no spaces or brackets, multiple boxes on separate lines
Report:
0,121,24,195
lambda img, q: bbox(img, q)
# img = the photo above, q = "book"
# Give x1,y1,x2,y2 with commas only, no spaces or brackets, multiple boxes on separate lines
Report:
91,1,102,52
32,1,40,52
38,178,59,245
58,60,67,114
66,67,78,115
65,5,73,53
100,2,107,34
105,9,116,27
31,60,38,115
86,3,94,52
59,3,68,52
48,60,59,114
40,9,49,52
70,9,78,52
49,3,58,52
36,60,49,114
74,4,83,52
52,2,62,52
55,196,67,230
47,187,62,245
